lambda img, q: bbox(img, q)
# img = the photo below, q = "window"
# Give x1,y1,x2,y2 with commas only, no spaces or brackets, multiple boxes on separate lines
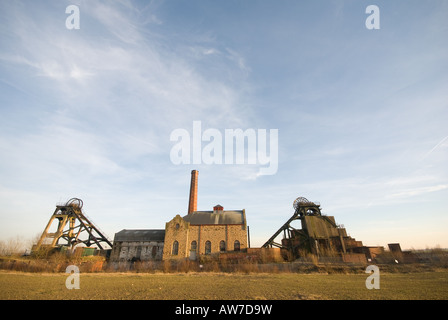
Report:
219,240,226,252
175,223,180,230
191,241,197,251
151,246,157,258
172,240,179,255
205,241,211,255
234,240,240,251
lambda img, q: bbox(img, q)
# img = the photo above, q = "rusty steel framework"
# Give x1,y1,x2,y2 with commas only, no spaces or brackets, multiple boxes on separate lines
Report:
262,197,319,248
262,196,339,259
33,198,112,252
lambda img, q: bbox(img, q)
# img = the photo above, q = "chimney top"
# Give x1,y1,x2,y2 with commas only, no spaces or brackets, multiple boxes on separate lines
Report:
213,204,223,212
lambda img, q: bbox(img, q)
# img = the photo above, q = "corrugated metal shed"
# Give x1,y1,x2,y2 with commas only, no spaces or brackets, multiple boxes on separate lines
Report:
183,210,245,225
113,229,165,242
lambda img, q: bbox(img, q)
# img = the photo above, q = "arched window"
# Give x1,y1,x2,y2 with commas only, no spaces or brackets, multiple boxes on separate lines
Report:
205,241,211,255
191,240,197,251
219,240,226,252
234,240,240,251
172,240,179,255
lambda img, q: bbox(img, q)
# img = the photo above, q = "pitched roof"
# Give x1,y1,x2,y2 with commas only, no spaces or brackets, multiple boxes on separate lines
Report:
182,210,245,225
113,229,165,242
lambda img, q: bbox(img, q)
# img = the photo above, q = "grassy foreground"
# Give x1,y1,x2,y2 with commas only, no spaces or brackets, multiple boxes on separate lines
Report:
1,270,447,300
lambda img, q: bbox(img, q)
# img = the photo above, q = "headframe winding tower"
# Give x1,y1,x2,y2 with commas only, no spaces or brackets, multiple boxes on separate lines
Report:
262,196,353,260
33,198,112,253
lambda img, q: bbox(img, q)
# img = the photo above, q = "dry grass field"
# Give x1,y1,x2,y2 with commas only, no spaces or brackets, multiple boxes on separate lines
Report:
1,248,447,300
1,270,447,300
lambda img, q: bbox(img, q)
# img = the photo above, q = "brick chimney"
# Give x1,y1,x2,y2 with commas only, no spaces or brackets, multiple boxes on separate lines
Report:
213,204,223,212
188,170,198,214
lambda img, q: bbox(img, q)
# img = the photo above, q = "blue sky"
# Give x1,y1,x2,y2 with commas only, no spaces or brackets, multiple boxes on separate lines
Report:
0,0,447,250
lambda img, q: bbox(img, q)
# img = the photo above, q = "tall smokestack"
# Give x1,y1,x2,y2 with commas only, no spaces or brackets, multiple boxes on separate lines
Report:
188,170,198,214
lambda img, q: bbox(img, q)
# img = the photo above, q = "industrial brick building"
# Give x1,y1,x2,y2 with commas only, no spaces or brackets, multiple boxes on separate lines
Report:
163,207,247,260
109,229,165,262
110,170,248,262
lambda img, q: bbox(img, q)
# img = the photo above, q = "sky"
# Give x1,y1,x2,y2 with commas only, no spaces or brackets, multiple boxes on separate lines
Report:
0,0,447,251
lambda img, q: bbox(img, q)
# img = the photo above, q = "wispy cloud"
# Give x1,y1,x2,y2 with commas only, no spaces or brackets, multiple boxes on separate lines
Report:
3,2,253,132
388,184,448,199
421,136,448,160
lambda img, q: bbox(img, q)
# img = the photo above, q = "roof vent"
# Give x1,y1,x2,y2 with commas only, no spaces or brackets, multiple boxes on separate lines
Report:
213,204,223,212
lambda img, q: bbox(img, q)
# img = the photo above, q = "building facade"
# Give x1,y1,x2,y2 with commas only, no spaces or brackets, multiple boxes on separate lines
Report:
163,205,248,260
110,229,165,262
